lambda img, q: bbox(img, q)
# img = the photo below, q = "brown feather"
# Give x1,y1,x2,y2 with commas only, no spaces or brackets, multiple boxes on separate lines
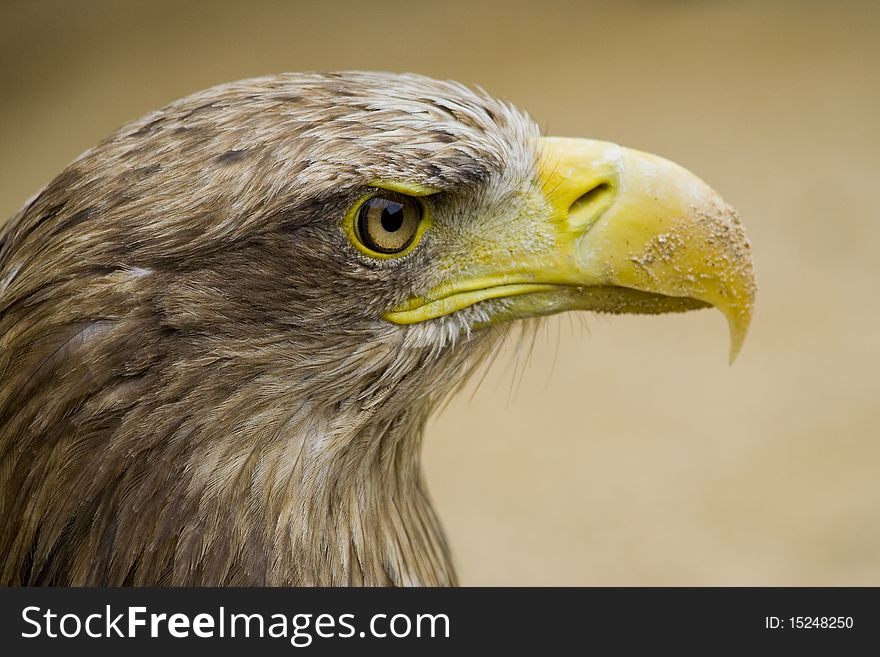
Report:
0,72,539,585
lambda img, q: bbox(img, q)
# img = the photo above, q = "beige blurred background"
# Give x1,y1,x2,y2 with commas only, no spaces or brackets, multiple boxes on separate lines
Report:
2,0,878,585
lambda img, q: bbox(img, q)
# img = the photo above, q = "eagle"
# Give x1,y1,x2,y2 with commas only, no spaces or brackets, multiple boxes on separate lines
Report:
0,72,755,586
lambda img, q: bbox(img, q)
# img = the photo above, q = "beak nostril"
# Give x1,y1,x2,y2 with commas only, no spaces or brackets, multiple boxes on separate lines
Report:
570,182,612,213
567,181,615,231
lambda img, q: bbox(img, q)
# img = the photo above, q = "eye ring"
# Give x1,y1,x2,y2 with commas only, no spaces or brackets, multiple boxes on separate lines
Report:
346,190,430,259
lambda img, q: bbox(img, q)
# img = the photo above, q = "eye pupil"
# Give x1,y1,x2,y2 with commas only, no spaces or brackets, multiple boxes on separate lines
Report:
380,205,404,232
355,192,424,255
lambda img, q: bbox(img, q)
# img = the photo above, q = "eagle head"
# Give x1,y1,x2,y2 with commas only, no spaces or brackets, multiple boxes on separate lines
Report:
0,72,754,585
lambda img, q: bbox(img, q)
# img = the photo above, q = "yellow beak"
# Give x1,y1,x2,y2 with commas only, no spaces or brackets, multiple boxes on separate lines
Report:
385,137,756,362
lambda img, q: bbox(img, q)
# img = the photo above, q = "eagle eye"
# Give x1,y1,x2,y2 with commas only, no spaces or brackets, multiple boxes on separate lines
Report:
354,192,424,256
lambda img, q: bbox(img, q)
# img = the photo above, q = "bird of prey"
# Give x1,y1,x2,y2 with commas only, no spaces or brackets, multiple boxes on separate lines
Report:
0,72,755,586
